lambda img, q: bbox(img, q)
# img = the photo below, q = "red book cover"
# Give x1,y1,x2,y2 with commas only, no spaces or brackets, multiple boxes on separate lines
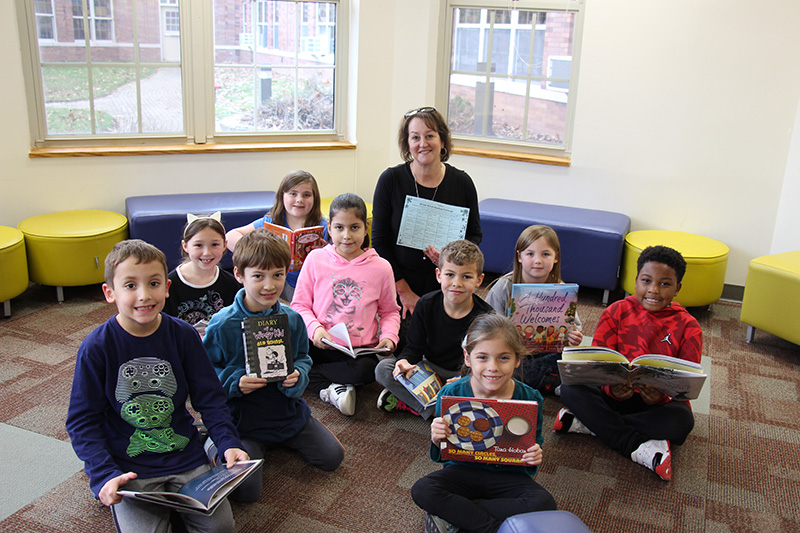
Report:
439,396,538,465
263,222,325,272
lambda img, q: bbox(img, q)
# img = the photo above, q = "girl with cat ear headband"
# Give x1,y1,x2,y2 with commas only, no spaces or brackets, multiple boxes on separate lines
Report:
162,211,240,331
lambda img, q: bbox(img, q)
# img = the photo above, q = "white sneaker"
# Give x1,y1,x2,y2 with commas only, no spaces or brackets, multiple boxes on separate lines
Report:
320,383,356,416
630,439,672,481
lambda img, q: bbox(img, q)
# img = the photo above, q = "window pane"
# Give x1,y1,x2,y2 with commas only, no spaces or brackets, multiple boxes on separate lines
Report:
94,0,112,18
73,18,85,41
95,19,112,40
213,0,336,134
165,11,180,33
485,27,510,75
215,67,255,131
42,66,91,134
140,68,184,133
453,27,480,72
37,18,55,40
92,66,138,133
527,89,567,146
34,0,53,15
37,1,184,137
448,4,577,151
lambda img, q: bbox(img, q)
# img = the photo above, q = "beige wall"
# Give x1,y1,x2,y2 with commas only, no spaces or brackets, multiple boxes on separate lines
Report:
2,0,799,287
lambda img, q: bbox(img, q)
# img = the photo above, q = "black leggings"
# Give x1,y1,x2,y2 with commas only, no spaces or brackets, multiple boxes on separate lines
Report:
306,344,378,394
412,463,556,533
559,384,695,457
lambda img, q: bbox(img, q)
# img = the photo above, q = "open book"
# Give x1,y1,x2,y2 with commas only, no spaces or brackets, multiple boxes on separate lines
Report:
557,346,707,401
439,396,538,465
394,362,443,409
117,459,262,515
263,222,325,272
321,322,391,358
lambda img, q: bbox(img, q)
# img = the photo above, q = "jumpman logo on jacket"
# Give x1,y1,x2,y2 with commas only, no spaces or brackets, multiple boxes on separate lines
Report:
660,333,672,345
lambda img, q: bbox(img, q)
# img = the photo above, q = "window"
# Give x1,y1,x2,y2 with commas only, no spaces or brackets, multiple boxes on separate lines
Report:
215,0,337,133
34,0,55,40
72,0,113,42
443,0,584,161
163,8,180,35
17,0,348,149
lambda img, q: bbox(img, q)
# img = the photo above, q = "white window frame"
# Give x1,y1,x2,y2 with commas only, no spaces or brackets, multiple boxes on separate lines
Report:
438,0,584,163
15,0,350,150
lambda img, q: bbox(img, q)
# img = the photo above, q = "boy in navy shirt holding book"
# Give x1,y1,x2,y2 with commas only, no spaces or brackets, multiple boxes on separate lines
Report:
202,229,344,502
66,240,248,533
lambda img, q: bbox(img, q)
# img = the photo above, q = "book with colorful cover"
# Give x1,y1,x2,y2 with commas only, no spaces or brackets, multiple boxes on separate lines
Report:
394,362,444,409
439,396,538,465
557,346,707,401
117,459,263,515
507,283,579,354
241,314,294,382
262,222,325,272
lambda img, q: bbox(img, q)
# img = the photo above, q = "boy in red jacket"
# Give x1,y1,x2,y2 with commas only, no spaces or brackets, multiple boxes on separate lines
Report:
554,245,702,481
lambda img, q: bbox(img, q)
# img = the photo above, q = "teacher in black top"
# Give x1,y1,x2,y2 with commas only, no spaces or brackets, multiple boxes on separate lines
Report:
372,106,482,319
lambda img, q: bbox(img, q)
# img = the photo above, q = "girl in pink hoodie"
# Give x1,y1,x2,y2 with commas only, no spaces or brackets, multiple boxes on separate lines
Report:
292,194,401,416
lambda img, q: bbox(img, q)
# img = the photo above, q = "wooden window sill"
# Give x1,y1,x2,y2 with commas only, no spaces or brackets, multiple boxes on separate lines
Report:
452,145,570,167
28,141,357,158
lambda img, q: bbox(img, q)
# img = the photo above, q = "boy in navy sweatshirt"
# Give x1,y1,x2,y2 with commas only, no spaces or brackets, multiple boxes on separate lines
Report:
66,239,248,532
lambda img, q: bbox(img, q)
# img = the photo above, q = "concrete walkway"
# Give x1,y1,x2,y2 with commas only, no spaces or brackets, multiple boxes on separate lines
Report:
47,67,184,133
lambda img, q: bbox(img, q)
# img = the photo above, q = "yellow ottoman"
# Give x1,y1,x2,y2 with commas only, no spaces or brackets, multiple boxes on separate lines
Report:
0,226,28,317
621,230,729,308
320,198,374,227
18,210,128,302
740,251,800,345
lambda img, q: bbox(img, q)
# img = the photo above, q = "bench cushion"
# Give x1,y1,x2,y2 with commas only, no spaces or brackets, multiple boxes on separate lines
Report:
478,198,630,292
126,191,275,270
740,250,800,345
497,510,592,533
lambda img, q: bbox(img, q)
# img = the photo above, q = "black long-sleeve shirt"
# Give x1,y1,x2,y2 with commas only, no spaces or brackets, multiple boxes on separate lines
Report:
372,162,482,297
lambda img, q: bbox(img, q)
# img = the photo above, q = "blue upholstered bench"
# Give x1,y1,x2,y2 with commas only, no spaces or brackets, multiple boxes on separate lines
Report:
478,198,631,304
497,510,592,533
126,191,275,271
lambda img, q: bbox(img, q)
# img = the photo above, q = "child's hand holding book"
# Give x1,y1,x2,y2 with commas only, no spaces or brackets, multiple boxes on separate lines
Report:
222,447,250,468
375,338,396,353
239,375,267,394
393,358,417,380
430,416,451,445
312,326,335,350
520,443,543,467
282,370,300,388
100,471,138,506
